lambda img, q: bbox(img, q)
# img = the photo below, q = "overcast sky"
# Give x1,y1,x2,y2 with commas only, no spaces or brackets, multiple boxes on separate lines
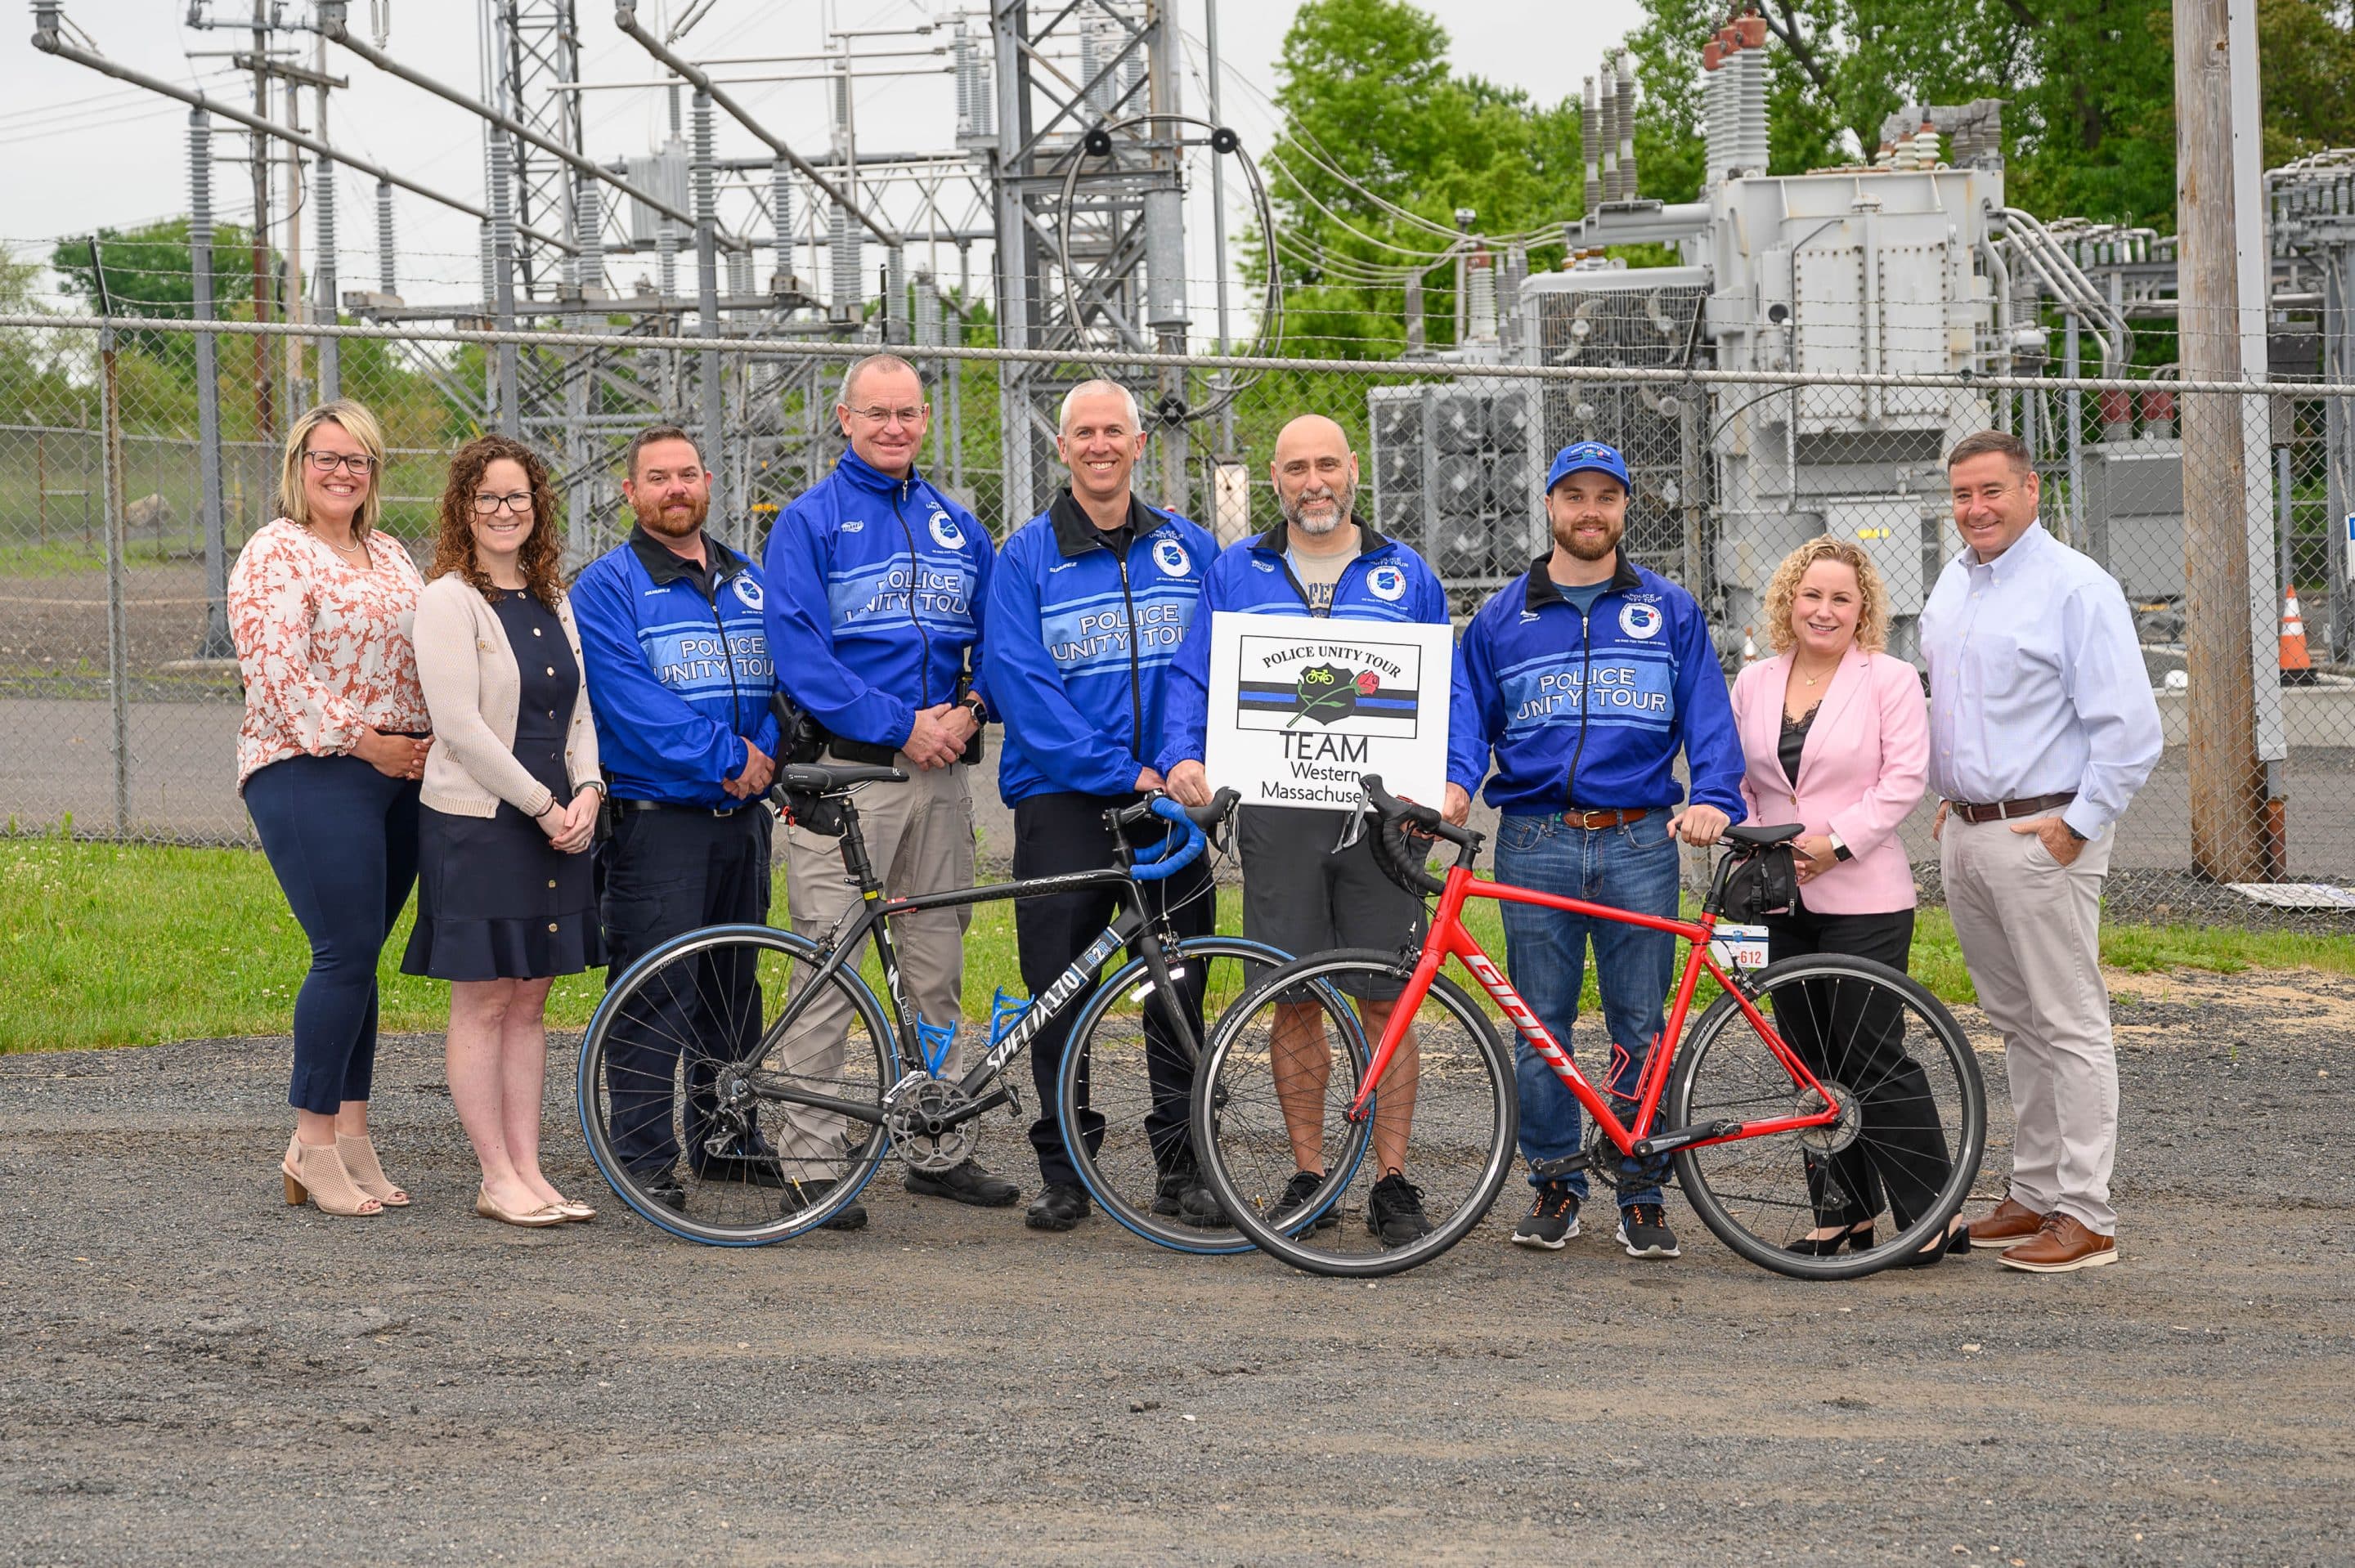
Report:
5,0,1645,316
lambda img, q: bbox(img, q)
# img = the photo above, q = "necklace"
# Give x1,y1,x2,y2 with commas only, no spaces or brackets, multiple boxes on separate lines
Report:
313,528,370,562
1793,656,1837,687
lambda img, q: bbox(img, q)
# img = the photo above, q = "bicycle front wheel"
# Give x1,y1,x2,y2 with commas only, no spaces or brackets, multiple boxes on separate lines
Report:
1059,938,1327,1256
579,924,893,1245
1667,953,1985,1280
1194,949,1518,1278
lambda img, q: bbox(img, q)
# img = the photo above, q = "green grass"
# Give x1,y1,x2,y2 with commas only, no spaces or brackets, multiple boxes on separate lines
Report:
2,836,2348,1054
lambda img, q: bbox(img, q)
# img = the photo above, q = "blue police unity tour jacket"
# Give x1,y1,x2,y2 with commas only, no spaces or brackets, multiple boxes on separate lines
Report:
761,450,994,749
570,527,779,810
1448,549,1745,819
980,492,1214,805
1155,517,1450,773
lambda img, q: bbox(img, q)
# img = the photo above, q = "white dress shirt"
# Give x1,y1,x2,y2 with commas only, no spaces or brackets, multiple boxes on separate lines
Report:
1919,521,2163,839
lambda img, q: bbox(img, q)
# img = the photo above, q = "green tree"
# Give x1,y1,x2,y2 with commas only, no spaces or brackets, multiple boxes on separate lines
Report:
1252,0,1584,358
49,218,263,375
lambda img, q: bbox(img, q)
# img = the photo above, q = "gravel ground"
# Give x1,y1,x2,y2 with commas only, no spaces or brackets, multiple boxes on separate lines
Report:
4,967,2353,1566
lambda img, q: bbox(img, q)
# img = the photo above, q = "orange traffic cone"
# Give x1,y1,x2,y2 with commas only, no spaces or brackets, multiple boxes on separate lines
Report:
2279,586,2315,686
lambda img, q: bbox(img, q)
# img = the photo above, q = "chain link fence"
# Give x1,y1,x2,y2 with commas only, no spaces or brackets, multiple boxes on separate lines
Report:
2,312,2350,928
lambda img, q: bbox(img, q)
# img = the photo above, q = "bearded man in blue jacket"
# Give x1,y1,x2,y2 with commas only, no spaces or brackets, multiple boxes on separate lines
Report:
1446,441,1744,1263
980,380,1221,1234
1160,413,1447,1248
762,353,1016,1219
572,425,785,1216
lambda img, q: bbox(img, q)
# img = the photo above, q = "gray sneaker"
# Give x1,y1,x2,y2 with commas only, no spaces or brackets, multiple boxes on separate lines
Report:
1511,1181,1581,1250
1615,1203,1681,1259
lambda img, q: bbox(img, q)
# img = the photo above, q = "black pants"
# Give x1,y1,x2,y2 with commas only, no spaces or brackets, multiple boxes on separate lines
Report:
1013,791,1215,1187
1764,903,1950,1231
244,754,421,1114
599,803,773,1175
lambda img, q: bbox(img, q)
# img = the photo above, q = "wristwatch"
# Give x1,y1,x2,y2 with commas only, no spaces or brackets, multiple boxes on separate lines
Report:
959,692,989,725
1826,829,1853,862
2064,822,2088,842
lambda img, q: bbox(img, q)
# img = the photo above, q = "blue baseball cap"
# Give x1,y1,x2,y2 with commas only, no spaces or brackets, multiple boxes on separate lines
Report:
1545,441,1631,493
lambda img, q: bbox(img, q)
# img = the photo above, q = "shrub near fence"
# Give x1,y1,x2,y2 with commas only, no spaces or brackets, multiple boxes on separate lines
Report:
2,313,2350,930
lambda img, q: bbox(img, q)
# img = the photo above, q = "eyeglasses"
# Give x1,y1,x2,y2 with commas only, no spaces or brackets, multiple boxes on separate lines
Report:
845,404,927,428
473,491,534,516
303,450,378,476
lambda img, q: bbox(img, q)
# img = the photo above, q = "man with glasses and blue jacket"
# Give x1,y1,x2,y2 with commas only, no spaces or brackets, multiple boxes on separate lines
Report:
1447,441,1744,1262
572,424,787,1216
762,352,1016,1217
1160,413,1448,1248
980,379,1220,1234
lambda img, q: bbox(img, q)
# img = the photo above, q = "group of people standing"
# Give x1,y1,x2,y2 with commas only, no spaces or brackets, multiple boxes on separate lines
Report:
232,355,2160,1277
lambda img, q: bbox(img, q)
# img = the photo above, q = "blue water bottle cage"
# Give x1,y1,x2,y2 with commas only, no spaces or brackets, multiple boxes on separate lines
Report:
1128,797,1206,883
913,1017,958,1077
985,987,1027,1051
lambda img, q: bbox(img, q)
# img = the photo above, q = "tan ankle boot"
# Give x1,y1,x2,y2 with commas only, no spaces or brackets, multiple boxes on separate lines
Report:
282,1135,384,1217
336,1134,410,1207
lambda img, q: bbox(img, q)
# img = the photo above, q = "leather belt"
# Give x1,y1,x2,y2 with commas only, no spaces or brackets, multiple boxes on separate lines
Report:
1951,791,2075,825
1561,807,1648,831
614,797,754,819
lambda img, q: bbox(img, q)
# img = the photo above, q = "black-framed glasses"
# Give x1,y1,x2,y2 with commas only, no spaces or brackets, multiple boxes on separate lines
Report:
303,450,378,476
845,404,927,428
472,491,534,515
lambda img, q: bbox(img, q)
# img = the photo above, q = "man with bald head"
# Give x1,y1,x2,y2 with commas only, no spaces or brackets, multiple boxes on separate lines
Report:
1161,413,1450,1247
982,379,1221,1233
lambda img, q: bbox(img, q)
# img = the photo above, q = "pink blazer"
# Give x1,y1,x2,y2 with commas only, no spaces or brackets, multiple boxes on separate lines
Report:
1728,647,1928,914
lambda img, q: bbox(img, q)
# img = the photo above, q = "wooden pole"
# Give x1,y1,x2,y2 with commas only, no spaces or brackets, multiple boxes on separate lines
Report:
2175,0,2269,881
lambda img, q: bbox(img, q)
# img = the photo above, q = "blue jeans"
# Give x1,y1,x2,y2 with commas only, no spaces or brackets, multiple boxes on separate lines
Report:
1494,809,1680,1210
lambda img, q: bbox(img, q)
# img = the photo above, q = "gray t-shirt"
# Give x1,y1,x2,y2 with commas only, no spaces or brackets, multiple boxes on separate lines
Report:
1551,576,1612,620
1287,531,1357,616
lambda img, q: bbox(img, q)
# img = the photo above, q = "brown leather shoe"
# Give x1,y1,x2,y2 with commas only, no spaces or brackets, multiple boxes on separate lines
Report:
1998,1213,2117,1273
1967,1195,2049,1250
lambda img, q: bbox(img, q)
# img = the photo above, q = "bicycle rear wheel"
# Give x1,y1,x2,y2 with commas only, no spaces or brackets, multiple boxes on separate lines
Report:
1667,953,1985,1280
1060,938,1326,1255
1194,949,1518,1278
579,924,893,1245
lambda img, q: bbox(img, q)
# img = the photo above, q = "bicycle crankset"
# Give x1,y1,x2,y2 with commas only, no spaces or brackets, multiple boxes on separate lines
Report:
882,1077,980,1173
1793,1077,1863,1156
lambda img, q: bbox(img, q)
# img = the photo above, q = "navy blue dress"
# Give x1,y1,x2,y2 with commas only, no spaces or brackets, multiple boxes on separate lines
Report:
402,592,605,981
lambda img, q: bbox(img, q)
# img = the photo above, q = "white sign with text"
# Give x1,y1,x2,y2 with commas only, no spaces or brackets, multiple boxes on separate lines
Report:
1202,611,1453,811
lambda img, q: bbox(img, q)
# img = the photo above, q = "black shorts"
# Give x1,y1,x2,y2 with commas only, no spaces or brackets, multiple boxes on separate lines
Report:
1236,804,1427,1000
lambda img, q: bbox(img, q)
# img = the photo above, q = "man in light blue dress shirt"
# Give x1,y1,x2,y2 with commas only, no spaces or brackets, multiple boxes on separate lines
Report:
1922,429,2162,1275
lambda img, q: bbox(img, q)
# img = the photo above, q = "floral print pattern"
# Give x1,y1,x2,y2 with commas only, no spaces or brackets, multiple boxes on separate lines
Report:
231,517,429,789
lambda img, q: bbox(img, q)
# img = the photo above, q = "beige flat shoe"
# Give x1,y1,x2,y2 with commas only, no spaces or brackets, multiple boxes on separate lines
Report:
336,1134,410,1207
475,1185,567,1228
547,1196,598,1222
282,1136,384,1217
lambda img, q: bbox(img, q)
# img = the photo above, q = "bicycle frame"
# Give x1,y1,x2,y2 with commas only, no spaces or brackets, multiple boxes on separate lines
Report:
1348,862,1846,1160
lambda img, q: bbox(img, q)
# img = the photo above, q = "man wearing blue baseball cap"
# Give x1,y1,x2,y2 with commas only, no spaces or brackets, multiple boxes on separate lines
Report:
1445,440,1744,1261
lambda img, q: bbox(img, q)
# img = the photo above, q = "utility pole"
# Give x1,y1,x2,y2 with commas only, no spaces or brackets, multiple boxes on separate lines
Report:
249,0,276,442
2174,0,2279,880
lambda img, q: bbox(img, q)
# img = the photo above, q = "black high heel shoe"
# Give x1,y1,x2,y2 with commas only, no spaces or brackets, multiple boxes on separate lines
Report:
1786,1221,1874,1257
1899,1220,1974,1268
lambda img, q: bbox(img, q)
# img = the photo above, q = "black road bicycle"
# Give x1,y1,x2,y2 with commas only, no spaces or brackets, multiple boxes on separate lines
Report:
576,763,1341,1251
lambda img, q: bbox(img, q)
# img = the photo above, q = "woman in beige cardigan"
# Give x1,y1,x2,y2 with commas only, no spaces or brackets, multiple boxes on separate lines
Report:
402,436,605,1227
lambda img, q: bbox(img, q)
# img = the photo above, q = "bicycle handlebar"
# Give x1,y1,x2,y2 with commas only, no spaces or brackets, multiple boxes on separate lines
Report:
1357,773,1481,898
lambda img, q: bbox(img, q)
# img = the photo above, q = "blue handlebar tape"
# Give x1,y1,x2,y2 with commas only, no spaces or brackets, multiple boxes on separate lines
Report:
1130,797,1206,882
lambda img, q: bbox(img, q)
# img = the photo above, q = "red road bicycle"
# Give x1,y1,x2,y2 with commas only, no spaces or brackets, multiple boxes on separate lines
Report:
1192,777,1985,1279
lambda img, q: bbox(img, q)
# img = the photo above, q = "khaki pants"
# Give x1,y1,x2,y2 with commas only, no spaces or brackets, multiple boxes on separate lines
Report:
1940,813,2119,1235
774,753,976,1171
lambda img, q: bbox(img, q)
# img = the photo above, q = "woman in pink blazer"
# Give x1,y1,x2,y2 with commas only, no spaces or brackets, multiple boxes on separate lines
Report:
1729,535,1965,1267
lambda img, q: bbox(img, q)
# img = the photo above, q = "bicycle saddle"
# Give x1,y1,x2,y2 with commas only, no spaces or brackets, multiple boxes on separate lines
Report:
1722,823,1804,848
778,762,907,793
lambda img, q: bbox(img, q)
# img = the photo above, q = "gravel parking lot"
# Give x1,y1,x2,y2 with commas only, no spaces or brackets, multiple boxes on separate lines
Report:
3,965,2352,1565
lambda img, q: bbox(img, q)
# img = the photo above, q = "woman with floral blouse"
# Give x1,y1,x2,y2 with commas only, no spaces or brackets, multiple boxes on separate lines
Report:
231,400,433,1218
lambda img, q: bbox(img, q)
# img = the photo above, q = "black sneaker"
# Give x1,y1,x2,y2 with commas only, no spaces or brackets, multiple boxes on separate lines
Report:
1616,1203,1681,1259
630,1167,688,1212
1267,1169,1341,1234
1025,1181,1092,1232
781,1177,867,1232
693,1145,787,1189
904,1158,1021,1208
1511,1182,1581,1249
1365,1173,1433,1247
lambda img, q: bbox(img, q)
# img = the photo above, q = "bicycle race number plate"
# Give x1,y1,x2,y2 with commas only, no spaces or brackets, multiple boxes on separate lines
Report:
1709,924,1771,970
1202,611,1452,812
